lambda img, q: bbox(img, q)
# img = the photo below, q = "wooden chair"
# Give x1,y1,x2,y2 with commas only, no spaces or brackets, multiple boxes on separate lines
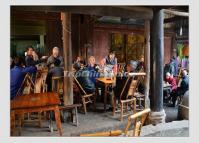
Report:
124,108,150,136
16,74,34,96
112,75,137,121
133,74,146,111
52,76,64,104
80,108,151,137
34,70,48,93
16,71,48,128
33,70,48,126
73,76,96,114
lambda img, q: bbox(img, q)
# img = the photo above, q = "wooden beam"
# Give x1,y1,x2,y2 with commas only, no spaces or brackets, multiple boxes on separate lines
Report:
61,12,73,105
12,6,153,20
163,9,189,17
11,9,61,21
144,20,150,108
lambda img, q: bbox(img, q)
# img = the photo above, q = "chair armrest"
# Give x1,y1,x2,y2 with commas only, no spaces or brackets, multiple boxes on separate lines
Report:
83,94,93,98
121,98,136,103
129,108,151,120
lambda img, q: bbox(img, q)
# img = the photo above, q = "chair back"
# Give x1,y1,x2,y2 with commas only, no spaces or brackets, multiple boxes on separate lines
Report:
16,74,34,96
34,70,48,93
124,108,151,137
73,76,87,95
119,76,134,100
119,73,145,100
127,79,138,99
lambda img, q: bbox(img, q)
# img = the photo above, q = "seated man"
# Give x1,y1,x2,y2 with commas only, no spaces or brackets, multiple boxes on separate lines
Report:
46,58,64,92
75,68,96,94
10,57,37,100
164,72,177,101
170,69,189,106
105,51,117,74
48,58,64,78
86,56,100,84
25,46,46,67
47,47,64,69
73,56,86,71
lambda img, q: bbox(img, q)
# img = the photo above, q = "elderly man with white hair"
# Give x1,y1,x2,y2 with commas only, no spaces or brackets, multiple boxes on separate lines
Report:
46,47,64,91
169,69,189,107
47,47,64,68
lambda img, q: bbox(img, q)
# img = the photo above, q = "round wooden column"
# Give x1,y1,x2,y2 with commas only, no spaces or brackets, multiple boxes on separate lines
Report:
149,9,166,124
61,12,73,105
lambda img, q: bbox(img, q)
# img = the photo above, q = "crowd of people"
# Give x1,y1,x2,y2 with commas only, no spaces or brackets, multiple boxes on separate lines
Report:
73,51,144,95
163,56,189,107
10,46,64,100
11,45,188,108
10,46,144,101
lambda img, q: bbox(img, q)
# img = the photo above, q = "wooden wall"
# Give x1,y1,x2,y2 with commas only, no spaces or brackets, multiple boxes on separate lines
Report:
11,10,63,56
164,36,172,65
93,29,109,63
11,11,174,64
93,24,144,63
45,20,63,56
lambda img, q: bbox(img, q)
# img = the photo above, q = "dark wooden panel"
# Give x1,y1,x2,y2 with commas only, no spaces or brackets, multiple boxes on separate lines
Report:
11,10,61,21
45,20,63,56
164,36,172,65
93,30,109,63
11,6,153,20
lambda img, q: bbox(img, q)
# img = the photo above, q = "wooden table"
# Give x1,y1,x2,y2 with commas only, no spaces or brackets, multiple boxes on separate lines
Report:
96,77,115,111
11,92,63,136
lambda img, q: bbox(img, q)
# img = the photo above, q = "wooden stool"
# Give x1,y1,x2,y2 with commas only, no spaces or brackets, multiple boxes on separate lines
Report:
59,104,81,126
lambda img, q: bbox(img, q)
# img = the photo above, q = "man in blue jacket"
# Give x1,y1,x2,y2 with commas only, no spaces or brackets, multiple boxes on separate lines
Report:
10,57,37,100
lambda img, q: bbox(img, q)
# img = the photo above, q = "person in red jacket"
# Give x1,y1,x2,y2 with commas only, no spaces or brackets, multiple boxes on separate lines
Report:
164,72,177,101
165,72,177,91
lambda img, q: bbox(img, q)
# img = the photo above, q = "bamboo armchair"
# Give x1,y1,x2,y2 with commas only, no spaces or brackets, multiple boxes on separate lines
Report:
112,75,137,121
34,70,48,93
80,108,151,137
73,76,96,114
16,73,34,96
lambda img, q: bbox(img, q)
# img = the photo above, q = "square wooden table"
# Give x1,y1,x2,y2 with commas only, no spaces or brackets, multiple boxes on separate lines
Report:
11,92,63,136
96,77,115,111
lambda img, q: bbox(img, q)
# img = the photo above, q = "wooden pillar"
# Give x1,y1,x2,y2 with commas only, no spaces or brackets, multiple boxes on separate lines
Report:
144,20,150,108
61,12,73,105
39,35,45,55
148,9,166,124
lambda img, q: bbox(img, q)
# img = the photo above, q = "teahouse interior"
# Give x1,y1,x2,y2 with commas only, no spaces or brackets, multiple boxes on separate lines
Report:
10,6,189,136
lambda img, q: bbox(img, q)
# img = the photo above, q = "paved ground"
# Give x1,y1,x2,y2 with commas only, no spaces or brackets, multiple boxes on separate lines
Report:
16,103,186,137
141,120,189,137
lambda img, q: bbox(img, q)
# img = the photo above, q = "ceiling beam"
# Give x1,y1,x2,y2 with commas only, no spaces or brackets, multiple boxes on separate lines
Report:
163,9,189,17
11,6,153,20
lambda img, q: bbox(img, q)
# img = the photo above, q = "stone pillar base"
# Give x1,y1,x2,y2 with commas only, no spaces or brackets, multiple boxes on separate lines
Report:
147,109,166,125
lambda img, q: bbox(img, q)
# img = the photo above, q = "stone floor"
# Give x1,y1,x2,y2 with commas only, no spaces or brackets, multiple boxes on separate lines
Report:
16,104,187,137
141,120,189,137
